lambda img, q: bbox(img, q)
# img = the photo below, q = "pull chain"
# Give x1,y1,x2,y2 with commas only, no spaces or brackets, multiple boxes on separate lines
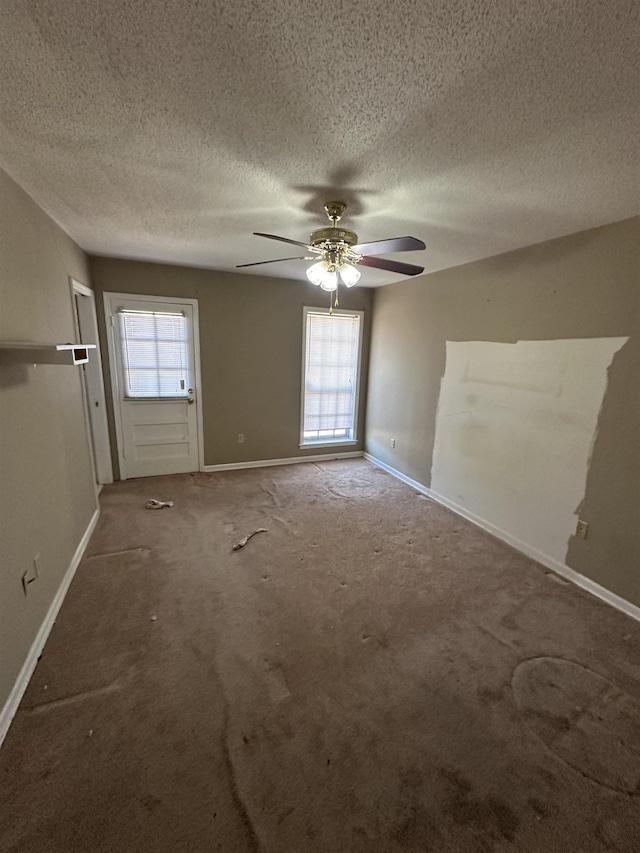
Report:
329,283,339,314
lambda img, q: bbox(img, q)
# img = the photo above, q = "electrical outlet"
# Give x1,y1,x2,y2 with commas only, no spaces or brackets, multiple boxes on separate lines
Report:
575,520,589,540
237,433,244,444
390,438,396,448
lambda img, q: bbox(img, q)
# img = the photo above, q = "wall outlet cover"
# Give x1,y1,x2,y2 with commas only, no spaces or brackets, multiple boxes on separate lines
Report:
576,520,589,540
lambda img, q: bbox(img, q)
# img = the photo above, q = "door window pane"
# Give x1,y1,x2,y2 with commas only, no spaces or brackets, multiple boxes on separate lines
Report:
119,310,189,398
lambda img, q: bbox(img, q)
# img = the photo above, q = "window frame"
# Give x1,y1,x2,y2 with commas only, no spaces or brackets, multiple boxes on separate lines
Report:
117,308,191,401
299,306,364,449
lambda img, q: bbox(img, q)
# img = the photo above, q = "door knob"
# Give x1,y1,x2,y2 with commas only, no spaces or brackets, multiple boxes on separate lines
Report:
187,388,195,404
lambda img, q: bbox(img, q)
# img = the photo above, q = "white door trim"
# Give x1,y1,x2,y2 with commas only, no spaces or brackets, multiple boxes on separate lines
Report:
103,292,205,479
70,278,114,485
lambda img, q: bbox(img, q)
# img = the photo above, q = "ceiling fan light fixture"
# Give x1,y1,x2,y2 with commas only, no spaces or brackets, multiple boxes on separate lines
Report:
307,260,338,291
306,260,328,286
339,262,361,287
319,270,338,291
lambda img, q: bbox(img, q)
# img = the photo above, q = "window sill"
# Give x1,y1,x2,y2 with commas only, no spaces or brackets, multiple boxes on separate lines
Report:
299,440,359,449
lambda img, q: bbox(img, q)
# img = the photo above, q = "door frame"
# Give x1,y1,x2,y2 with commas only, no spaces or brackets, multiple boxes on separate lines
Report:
103,292,205,480
70,278,114,486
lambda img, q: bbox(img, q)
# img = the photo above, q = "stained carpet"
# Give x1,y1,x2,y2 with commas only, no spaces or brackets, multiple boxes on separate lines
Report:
1,459,639,852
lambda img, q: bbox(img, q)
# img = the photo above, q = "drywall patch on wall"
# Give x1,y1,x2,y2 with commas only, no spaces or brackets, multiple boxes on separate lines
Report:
431,338,627,564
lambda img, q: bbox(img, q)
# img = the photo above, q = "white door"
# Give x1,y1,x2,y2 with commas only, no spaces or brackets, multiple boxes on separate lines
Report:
71,279,114,485
104,293,203,479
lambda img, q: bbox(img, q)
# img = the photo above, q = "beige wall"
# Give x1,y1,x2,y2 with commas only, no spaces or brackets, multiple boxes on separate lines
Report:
89,258,373,475
366,218,639,606
0,169,97,711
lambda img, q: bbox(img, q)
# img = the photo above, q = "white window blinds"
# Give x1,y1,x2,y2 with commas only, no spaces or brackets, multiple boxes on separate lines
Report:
118,310,189,398
303,310,361,442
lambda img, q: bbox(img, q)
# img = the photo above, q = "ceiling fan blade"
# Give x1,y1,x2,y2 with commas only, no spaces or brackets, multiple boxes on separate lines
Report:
254,232,312,250
358,255,424,276
236,256,310,268
351,236,426,255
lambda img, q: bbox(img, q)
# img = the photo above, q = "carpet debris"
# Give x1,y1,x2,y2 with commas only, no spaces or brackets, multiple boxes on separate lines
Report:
232,528,268,551
150,614,158,622
145,499,174,509
87,547,150,560
28,683,121,714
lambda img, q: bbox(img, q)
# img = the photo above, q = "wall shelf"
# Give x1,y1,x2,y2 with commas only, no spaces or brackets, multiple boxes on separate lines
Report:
0,342,97,366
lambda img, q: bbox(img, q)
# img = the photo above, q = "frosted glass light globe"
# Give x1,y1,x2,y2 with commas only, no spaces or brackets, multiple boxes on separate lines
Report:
307,261,338,291
319,270,338,291
339,263,361,287
306,261,327,286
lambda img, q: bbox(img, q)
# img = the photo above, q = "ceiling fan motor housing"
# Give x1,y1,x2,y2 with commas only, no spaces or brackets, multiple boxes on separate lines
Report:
309,226,358,247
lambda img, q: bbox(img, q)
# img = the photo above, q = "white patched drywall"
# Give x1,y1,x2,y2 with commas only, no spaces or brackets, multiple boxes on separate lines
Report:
430,338,628,564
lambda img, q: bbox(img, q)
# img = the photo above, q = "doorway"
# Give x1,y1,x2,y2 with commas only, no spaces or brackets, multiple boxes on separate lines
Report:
70,278,113,486
103,293,204,480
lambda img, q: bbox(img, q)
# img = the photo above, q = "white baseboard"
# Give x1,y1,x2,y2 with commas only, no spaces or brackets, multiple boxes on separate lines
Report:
0,507,101,747
203,450,363,473
364,453,432,497
364,452,640,624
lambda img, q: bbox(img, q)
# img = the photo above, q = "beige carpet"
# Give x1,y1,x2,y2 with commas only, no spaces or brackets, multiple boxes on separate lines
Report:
1,459,639,852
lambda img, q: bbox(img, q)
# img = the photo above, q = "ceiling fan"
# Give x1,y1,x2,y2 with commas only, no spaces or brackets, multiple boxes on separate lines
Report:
237,201,425,307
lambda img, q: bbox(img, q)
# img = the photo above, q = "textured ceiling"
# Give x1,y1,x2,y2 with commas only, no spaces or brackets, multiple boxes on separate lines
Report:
1,0,639,286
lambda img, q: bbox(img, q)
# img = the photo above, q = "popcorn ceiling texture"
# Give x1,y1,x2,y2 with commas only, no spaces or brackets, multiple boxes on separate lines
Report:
0,0,638,284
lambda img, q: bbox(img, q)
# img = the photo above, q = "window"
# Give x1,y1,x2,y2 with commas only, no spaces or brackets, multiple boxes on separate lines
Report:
118,309,190,398
301,307,363,446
